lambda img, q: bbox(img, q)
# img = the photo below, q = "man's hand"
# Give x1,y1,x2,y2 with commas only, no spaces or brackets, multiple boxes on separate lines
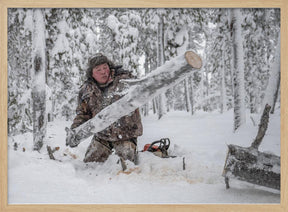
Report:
65,127,80,148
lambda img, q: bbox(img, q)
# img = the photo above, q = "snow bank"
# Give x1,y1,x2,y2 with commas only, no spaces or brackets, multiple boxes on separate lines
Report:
8,110,280,204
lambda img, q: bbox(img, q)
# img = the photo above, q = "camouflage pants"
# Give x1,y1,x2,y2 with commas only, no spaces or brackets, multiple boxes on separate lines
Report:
83,136,137,163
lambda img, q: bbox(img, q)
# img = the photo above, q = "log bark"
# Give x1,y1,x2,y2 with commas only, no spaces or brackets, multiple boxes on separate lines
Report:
223,144,280,190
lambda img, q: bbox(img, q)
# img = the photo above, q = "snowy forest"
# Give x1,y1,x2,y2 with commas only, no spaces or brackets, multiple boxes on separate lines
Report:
7,8,281,204
8,8,280,137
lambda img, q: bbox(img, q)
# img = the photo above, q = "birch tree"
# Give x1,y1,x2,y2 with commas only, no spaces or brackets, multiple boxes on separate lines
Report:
32,9,47,151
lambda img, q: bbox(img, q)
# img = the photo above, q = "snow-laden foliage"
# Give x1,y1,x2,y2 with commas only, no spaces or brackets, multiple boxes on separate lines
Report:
243,9,280,113
8,9,33,134
7,8,281,205
8,8,280,136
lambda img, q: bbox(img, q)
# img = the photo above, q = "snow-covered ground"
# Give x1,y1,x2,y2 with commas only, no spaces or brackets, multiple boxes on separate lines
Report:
8,109,280,204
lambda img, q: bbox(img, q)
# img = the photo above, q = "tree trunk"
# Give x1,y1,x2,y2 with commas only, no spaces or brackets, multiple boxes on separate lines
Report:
184,78,191,112
251,104,271,149
152,98,157,114
32,9,47,151
188,76,195,115
143,103,149,117
231,9,246,131
157,95,165,120
187,31,195,115
262,33,280,114
220,48,227,114
143,50,150,116
228,9,235,109
271,73,280,114
157,16,166,120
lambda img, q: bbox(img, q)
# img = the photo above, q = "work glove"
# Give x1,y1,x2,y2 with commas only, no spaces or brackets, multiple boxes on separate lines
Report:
65,127,93,148
65,127,80,148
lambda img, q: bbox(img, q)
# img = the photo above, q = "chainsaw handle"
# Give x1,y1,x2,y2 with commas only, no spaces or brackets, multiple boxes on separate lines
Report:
160,138,170,150
147,138,170,152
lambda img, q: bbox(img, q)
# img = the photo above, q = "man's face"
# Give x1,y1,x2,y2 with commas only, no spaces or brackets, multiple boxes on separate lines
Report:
92,63,110,84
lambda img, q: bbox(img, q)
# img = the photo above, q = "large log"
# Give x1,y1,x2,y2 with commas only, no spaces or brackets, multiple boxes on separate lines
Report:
66,51,202,147
223,104,280,190
223,144,280,190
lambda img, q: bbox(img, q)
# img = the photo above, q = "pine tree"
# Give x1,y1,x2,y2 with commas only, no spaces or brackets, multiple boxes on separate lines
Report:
243,9,267,113
106,9,142,74
7,8,281,136
210,9,230,113
8,9,33,135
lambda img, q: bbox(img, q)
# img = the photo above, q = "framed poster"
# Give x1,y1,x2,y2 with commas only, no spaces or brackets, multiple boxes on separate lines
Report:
0,0,287,211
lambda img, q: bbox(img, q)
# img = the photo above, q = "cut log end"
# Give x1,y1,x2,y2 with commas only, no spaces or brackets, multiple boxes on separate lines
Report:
185,51,202,69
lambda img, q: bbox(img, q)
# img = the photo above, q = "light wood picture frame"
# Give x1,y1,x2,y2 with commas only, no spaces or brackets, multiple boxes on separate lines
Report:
0,0,287,211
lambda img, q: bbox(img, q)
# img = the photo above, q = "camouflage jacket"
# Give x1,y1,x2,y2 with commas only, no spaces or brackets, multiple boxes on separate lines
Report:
71,71,143,142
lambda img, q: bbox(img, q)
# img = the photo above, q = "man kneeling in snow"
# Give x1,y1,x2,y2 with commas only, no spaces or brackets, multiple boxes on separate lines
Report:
70,53,143,163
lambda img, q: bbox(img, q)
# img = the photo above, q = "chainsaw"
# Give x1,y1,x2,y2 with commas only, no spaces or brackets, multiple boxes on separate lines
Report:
141,138,176,158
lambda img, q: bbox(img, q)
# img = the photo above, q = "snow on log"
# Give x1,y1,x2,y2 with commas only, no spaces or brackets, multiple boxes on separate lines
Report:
66,51,202,147
223,104,280,190
223,144,280,190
